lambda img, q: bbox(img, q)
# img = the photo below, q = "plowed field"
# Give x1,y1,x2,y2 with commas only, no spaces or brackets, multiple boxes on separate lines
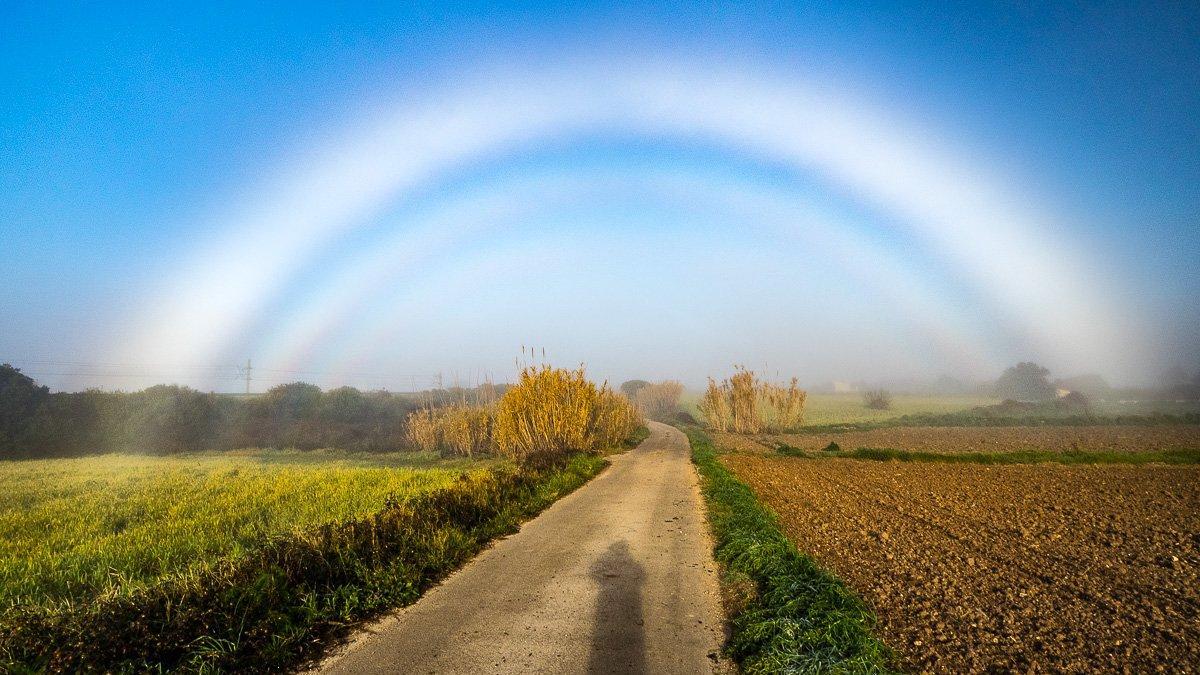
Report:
723,454,1200,673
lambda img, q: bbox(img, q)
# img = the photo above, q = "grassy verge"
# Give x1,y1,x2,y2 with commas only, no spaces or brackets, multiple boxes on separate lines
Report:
776,444,1200,465
685,427,893,673
0,454,606,673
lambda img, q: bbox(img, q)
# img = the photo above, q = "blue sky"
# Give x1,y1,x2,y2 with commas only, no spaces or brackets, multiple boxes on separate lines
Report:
2,1,1198,391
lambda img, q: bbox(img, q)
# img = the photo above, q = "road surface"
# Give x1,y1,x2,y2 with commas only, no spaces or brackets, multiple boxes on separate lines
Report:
315,421,728,674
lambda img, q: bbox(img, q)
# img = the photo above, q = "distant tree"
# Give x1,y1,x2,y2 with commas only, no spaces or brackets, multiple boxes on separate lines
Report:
122,385,218,453
265,382,323,421
0,364,49,456
319,386,369,424
619,380,651,400
993,362,1056,401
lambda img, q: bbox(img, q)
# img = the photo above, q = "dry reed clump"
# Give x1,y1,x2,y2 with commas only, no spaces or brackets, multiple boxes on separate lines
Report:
493,366,642,460
633,380,684,421
700,366,806,433
862,388,892,410
405,405,495,457
591,386,643,450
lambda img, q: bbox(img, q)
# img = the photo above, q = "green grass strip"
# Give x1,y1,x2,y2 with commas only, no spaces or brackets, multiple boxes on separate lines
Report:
685,427,894,674
777,444,1200,465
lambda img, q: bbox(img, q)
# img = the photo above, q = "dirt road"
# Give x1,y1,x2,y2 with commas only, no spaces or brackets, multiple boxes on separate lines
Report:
315,421,727,674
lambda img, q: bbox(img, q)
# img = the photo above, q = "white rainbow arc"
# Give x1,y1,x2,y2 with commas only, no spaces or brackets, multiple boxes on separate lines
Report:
279,170,998,383
115,57,1132,384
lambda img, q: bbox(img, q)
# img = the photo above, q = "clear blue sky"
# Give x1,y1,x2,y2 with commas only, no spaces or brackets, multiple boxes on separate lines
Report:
2,1,1197,391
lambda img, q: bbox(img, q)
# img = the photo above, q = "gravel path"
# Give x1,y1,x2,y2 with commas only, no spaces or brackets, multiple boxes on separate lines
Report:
314,421,728,674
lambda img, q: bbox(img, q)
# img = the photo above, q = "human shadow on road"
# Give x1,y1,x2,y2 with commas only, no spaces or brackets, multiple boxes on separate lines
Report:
587,539,648,674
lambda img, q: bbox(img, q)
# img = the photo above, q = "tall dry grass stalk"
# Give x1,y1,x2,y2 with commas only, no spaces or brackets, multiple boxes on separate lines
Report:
633,380,684,421
405,404,495,457
699,366,807,433
493,365,641,460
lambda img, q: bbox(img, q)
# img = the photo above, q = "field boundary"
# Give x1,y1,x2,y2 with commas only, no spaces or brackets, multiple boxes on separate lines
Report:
798,411,1200,434
775,444,1200,465
0,454,608,673
683,426,894,673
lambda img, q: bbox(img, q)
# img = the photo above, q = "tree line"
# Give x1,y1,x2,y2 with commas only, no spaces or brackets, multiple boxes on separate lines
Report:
0,364,444,459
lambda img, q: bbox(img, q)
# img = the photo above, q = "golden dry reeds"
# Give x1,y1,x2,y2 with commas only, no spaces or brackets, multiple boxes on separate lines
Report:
632,380,684,421
492,365,642,460
405,409,441,452
700,366,807,433
591,386,642,450
699,378,733,432
405,404,496,457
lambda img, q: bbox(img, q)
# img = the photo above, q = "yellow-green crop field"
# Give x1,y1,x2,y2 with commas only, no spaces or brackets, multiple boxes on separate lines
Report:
797,393,998,425
0,450,493,611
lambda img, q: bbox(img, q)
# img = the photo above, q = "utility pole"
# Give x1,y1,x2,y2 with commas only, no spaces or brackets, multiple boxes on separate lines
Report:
238,359,253,395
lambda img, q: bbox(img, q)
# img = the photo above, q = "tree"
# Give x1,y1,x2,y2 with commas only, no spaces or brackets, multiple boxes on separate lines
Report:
265,382,323,421
619,380,650,400
993,362,1056,401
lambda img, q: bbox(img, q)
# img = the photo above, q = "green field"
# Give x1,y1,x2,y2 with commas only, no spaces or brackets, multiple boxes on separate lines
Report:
794,393,997,425
680,391,997,426
0,449,610,672
0,450,492,611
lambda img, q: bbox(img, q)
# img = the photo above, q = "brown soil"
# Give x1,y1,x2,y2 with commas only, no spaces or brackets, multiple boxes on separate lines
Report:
763,424,1200,454
723,454,1200,673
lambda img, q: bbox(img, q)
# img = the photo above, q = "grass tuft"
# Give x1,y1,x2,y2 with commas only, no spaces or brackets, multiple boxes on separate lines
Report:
686,427,893,673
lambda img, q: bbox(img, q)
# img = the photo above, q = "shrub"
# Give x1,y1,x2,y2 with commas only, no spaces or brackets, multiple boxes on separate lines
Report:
862,388,892,410
700,367,806,433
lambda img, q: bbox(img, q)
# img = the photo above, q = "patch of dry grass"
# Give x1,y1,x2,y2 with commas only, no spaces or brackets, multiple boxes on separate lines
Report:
700,367,806,433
